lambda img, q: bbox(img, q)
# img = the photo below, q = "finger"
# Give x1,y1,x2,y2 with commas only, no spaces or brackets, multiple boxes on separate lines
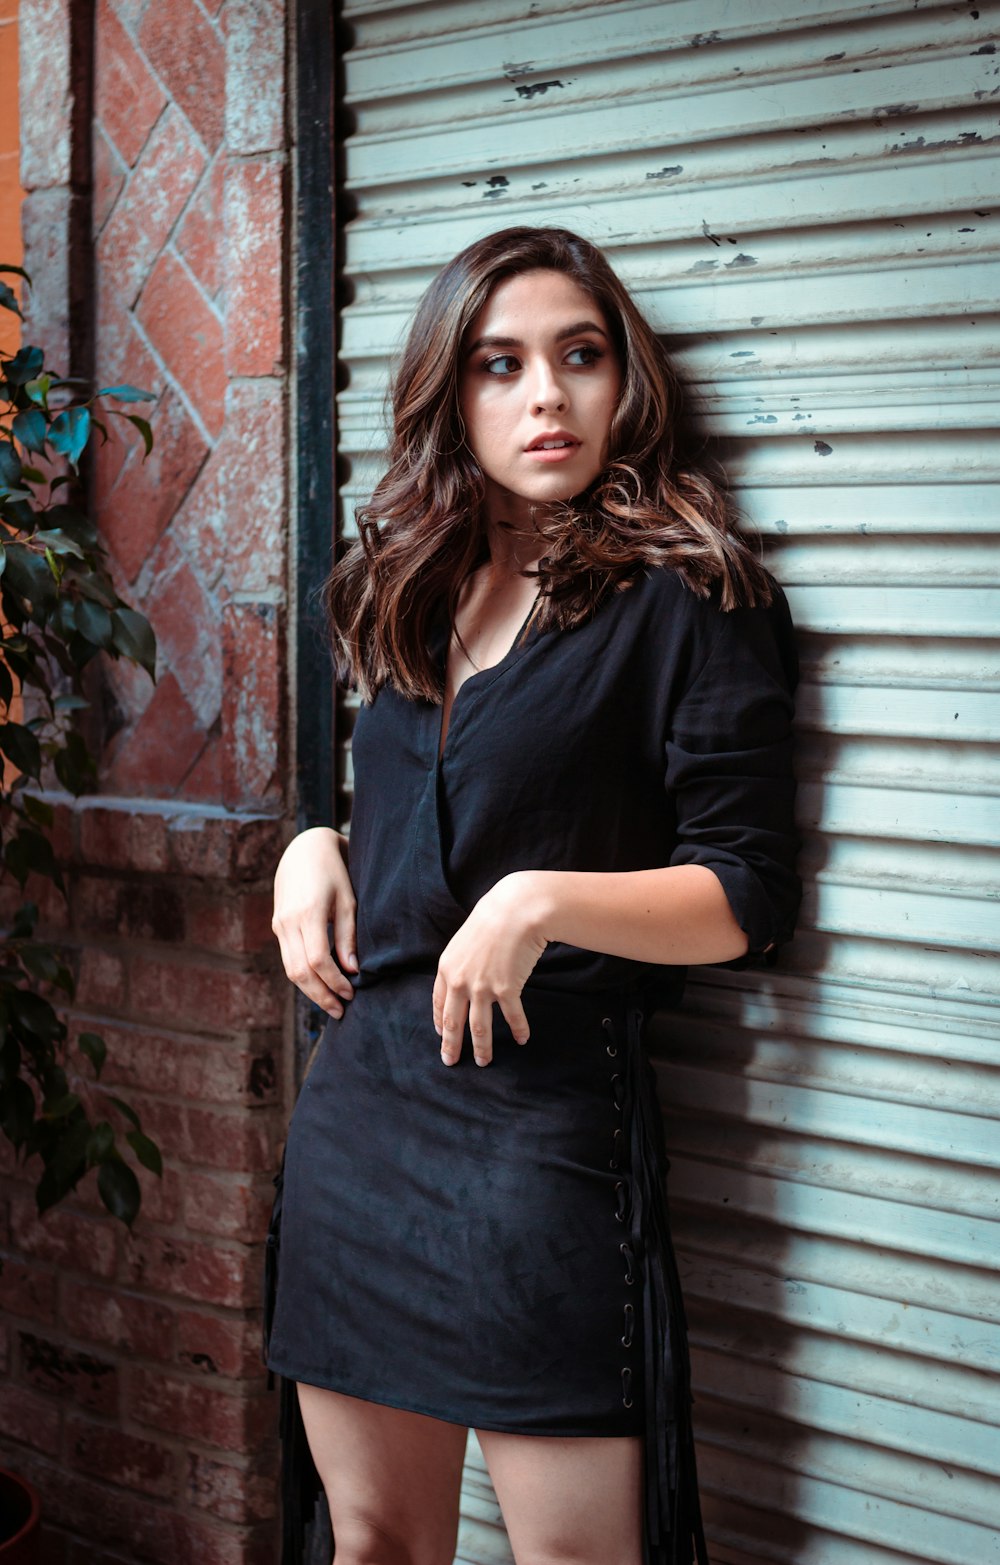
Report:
281,927,345,1017
301,918,355,1002
498,996,530,1046
432,972,446,1037
440,987,468,1066
468,991,494,1067
332,895,359,976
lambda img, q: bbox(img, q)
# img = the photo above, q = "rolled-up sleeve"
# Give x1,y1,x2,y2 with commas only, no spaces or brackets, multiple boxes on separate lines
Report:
664,590,801,965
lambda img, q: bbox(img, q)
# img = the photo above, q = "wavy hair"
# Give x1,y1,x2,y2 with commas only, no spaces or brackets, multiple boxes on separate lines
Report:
326,226,772,702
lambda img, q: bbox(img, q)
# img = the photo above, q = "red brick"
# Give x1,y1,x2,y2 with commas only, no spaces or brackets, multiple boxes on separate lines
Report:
0,1382,62,1455
102,675,208,798
128,1366,272,1451
10,1199,118,1280
19,0,70,191
225,0,285,154
164,810,285,882
186,885,274,956
141,533,221,728
176,1039,279,1105
137,252,226,438
183,1107,279,1175
176,1307,263,1380
76,1020,180,1095
178,730,223,804
67,1282,175,1363
0,1254,58,1323
93,122,127,233
186,1448,277,1523
176,152,226,300
78,804,171,875
182,1172,273,1240
66,1412,176,1498
19,1332,118,1415
73,873,186,944
123,1233,257,1308
130,953,284,1032
96,104,205,310
95,0,166,167
224,158,284,376
222,603,286,812
93,312,164,498
98,384,209,583
74,945,127,1012
139,0,225,153
172,377,287,596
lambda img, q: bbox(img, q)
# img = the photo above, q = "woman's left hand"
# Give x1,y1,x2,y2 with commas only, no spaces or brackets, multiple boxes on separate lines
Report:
433,872,547,1067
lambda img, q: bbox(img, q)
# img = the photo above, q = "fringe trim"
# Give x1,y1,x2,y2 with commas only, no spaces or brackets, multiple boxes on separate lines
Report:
263,1155,323,1565
622,1006,710,1565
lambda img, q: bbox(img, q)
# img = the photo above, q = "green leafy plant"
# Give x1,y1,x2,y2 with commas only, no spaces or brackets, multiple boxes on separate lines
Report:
0,262,161,1226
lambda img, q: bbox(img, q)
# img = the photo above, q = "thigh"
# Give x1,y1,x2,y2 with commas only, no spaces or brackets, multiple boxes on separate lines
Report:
476,1430,644,1565
297,1383,468,1565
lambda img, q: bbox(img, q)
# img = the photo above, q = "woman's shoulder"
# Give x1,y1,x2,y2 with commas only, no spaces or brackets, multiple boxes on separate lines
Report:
621,563,797,691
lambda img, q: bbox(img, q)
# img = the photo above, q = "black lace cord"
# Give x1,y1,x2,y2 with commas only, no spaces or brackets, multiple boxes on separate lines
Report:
622,1007,710,1565
263,1154,323,1565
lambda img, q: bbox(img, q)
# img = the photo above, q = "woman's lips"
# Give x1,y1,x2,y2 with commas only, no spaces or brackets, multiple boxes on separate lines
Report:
524,441,581,463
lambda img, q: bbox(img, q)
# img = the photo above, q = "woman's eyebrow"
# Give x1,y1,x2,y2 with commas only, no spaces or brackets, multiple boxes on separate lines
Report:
464,320,609,356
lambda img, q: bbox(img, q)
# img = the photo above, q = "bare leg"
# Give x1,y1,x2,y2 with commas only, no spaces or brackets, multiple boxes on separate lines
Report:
297,1383,469,1565
476,1430,644,1565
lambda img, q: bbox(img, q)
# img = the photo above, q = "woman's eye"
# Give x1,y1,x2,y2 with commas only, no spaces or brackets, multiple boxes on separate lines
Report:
566,344,602,366
483,354,521,376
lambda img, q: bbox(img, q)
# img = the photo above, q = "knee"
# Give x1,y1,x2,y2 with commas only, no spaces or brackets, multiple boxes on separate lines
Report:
330,1513,450,1565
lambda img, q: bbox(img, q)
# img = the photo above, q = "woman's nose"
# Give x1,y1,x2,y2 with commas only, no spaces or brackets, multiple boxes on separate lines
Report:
528,357,567,414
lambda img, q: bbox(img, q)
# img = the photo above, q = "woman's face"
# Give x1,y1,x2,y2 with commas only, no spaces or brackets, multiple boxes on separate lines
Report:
458,268,622,524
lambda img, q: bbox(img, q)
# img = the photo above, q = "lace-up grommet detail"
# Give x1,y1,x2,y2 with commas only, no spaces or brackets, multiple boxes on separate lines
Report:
620,1241,635,1286
601,1016,618,1057
621,1366,634,1409
610,1072,625,1111
609,1126,623,1170
621,1302,635,1348
614,1180,628,1224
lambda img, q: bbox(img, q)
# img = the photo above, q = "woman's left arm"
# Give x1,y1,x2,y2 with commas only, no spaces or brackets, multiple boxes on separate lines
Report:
433,863,746,1066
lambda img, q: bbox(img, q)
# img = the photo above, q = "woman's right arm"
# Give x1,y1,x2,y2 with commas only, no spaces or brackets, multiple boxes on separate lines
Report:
271,826,358,1018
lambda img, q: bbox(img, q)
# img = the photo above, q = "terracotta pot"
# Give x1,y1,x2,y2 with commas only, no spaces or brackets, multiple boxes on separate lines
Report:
0,1468,40,1564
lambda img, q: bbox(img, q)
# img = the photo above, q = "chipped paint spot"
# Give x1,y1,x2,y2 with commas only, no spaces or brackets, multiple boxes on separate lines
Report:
531,182,547,190
645,165,683,180
750,315,763,326
502,60,535,82
824,51,846,62
875,102,920,116
461,180,477,187
701,221,721,247
775,519,788,534
516,79,566,99
814,440,833,456
748,415,777,425
725,253,757,268
972,41,996,53
730,350,755,358
689,259,718,272
958,226,975,231
690,30,721,46
482,175,509,200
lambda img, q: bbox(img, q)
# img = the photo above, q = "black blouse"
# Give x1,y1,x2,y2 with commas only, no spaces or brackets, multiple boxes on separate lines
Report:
348,565,800,1007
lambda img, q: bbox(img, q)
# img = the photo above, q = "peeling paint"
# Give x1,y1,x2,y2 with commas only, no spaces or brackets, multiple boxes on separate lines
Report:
482,175,509,200
689,259,718,272
972,42,996,53
690,30,721,46
645,165,683,180
750,315,764,326
774,519,788,535
814,440,833,456
701,220,722,247
516,79,566,100
747,415,777,424
730,350,755,358
725,253,758,268
502,60,535,82
531,181,547,190
824,52,846,62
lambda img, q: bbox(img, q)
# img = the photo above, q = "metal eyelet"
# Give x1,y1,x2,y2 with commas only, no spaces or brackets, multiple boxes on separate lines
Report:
621,1366,633,1409
621,1303,634,1348
620,1242,634,1286
614,1180,629,1224
602,1016,618,1057
609,1127,623,1171
610,1072,624,1110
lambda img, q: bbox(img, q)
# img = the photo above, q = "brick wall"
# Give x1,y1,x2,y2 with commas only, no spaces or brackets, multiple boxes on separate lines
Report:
2,3,297,1561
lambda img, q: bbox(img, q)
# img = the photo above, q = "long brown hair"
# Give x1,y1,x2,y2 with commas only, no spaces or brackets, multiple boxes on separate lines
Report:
326,226,772,702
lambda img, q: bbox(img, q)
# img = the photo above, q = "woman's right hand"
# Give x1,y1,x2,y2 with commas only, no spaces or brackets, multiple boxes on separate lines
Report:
271,827,358,1017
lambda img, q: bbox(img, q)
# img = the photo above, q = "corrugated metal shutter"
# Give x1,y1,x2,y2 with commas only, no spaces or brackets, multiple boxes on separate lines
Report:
334,3,1000,1560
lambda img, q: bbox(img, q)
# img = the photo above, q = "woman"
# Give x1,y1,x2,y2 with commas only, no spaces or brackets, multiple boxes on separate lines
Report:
266,226,800,1565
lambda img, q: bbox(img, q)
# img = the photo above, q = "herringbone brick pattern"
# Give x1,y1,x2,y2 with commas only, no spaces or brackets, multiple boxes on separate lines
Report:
92,0,288,811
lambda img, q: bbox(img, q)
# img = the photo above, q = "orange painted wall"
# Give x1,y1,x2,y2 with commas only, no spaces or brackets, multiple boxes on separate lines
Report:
0,0,21,357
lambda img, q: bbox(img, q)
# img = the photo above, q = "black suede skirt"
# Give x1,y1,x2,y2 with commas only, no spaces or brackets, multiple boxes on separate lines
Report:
264,973,707,1565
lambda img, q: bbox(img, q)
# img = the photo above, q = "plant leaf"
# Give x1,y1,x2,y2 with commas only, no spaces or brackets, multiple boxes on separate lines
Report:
21,794,55,828
110,607,156,678
0,722,42,778
43,1090,81,1119
24,375,52,409
78,1031,107,1078
126,1128,163,1178
87,1120,115,1166
97,1157,140,1227
5,346,43,386
74,598,114,648
47,406,91,469
33,528,86,559
0,280,23,319
123,413,153,459
107,1094,141,1130
0,440,22,487
11,407,47,455
96,384,155,403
